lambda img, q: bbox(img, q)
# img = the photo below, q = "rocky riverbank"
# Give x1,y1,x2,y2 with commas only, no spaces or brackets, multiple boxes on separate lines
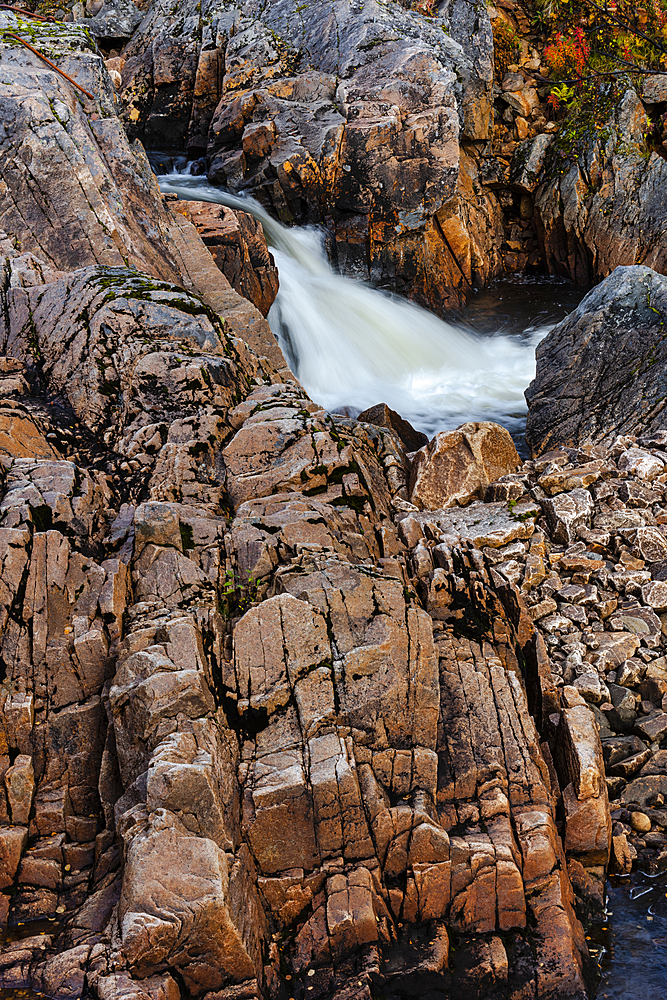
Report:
0,5,666,1000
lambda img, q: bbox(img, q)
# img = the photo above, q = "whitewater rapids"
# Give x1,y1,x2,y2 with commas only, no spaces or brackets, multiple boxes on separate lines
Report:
159,174,551,443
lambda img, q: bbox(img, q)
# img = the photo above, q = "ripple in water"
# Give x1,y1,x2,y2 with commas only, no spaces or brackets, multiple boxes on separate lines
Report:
594,871,667,1000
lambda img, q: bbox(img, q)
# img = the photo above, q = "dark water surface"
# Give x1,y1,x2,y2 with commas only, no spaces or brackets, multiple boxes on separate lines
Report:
594,872,667,999
452,273,587,456
452,272,587,339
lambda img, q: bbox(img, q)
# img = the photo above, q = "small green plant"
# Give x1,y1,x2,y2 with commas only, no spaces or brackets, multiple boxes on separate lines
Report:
548,80,578,111
221,568,257,616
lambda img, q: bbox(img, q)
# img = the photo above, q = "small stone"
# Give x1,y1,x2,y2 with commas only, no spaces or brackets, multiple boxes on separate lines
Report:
609,684,635,712
611,833,636,874
635,712,667,743
541,489,593,546
642,580,667,610
573,670,604,704
529,597,558,620
616,659,644,687
558,584,586,604
630,811,651,833
619,448,664,481
632,527,667,564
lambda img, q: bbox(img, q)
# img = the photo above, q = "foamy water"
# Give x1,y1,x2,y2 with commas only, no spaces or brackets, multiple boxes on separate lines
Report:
159,174,549,441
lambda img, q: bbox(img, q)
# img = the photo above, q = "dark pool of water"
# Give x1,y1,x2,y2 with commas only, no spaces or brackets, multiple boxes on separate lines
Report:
591,871,667,999
452,272,588,341
451,274,588,457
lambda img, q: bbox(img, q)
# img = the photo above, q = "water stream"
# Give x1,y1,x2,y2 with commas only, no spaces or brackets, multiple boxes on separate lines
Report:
159,173,581,453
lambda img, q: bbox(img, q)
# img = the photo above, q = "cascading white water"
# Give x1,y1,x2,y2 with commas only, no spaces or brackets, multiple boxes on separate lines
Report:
159,173,550,443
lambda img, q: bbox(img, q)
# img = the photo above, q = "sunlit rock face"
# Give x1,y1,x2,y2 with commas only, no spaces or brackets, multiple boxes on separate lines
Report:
3,15,659,1000
118,0,504,311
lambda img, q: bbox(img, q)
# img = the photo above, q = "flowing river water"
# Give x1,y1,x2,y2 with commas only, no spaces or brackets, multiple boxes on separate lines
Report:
159,172,580,455
0,176,663,999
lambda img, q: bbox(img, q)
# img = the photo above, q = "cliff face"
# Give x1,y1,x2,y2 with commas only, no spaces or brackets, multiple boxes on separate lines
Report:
116,0,503,310
533,87,667,286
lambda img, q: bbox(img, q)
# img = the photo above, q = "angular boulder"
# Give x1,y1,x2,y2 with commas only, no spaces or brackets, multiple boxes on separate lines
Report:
357,403,428,454
409,421,520,510
526,265,667,455
172,200,279,318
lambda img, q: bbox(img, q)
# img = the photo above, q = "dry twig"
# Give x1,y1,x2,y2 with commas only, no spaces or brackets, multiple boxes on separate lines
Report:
0,5,56,20
3,31,96,99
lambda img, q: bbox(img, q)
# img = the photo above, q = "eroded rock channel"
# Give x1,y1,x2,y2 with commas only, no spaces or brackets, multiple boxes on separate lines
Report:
0,7,667,1000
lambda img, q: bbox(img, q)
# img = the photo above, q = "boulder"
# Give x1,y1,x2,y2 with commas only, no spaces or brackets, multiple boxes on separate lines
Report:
172,201,279,317
643,74,667,103
81,0,143,43
409,421,520,509
510,134,553,194
526,266,667,454
357,403,428,454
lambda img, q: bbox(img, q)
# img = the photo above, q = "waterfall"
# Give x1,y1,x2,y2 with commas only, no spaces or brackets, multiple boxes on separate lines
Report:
159,173,550,444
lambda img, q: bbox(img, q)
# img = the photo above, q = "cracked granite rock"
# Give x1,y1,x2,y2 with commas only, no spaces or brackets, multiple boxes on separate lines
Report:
0,16,649,1000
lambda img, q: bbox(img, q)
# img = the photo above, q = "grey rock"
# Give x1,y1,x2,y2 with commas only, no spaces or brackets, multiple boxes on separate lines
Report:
83,0,143,41
526,266,667,455
642,74,667,103
534,88,667,285
510,134,553,194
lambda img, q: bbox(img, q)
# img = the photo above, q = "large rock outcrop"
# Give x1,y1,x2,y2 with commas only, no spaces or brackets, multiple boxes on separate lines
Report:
117,0,504,309
525,265,667,456
8,15,667,1000
532,88,667,285
171,198,279,317
0,11,284,378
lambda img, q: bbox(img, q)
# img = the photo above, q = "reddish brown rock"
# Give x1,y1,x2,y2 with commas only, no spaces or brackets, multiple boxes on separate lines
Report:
409,421,520,510
172,200,279,317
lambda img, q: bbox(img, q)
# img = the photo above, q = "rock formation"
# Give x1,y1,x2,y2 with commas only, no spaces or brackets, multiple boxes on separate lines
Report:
525,266,667,456
532,87,667,286
2,9,667,1000
116,0,505,309
170,199,280,318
